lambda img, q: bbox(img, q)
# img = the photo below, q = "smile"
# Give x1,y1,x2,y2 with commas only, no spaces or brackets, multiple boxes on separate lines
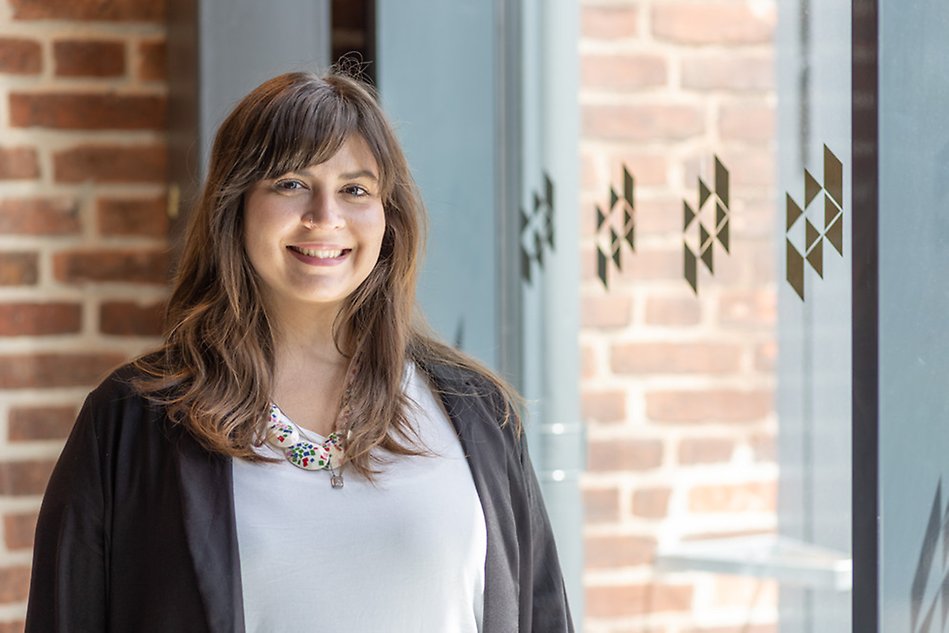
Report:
289,246,347,258
286,245,352,266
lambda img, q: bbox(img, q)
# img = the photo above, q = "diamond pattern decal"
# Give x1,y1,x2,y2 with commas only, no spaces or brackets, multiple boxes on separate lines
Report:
785,145,844,300
595,165,635,289
683,156,730,294
521,172,555,284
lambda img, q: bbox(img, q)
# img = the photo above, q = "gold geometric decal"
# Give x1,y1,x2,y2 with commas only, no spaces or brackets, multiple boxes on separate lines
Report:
683,156,729,294
785,145,844,300
595,165,634,289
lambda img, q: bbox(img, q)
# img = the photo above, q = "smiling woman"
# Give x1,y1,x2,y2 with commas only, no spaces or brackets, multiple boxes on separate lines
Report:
23,71,573,633
243,136,387,359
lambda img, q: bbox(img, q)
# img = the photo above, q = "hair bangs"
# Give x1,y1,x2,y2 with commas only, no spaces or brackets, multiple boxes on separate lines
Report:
255,83,360,181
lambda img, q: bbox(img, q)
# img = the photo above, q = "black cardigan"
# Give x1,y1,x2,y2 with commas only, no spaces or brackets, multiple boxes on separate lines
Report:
25,361,573,632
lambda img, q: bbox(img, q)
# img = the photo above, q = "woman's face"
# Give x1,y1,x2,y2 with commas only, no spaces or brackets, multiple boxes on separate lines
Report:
243,135,386,320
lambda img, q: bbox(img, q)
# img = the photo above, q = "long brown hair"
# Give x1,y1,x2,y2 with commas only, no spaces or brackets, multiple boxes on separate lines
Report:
134,70,519,477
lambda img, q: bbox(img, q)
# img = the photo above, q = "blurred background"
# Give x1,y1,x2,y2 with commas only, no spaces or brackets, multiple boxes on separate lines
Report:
0,0,944,632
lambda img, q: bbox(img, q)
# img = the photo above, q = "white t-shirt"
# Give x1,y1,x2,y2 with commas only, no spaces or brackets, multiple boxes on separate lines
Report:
233,363,487,633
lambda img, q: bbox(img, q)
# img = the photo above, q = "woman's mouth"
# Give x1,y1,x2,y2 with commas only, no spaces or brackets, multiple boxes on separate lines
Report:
289,246,346,258
287,245,351,265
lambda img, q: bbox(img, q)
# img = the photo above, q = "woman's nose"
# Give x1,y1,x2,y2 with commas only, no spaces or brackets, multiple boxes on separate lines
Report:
302,193,342,229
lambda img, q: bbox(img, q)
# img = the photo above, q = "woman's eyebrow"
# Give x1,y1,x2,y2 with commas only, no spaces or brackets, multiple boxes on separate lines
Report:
339,169,378,181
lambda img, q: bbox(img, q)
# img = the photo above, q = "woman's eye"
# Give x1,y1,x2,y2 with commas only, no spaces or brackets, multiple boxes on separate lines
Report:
274,179,306,191
343,185,370,198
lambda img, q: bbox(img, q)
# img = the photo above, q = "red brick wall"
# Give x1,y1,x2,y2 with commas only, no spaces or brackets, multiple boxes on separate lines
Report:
0,0,168,626
579,1,779,631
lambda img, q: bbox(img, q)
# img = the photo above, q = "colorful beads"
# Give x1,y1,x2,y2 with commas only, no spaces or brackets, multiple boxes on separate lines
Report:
286,441,331,470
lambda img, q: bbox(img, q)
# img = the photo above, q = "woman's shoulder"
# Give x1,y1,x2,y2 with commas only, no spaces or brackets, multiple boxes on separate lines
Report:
80,357,166,425
414,357,522,436
415,357,499,400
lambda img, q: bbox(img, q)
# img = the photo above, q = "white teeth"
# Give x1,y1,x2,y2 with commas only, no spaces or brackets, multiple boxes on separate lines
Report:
293,247,344,258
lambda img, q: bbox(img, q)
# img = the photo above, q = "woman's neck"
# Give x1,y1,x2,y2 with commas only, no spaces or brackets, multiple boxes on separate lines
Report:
267,301,353,435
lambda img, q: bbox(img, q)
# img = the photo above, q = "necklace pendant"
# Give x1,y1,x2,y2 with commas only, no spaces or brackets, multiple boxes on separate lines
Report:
330,474,344,489
286,441,331,471
265,420,300,450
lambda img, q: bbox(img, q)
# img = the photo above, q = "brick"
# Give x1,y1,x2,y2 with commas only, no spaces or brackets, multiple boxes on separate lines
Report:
10,93,166,130
719,289,776,327
54,39,125,77
97,196,168,237
606,153,668,188
645,295,702,326
681,55,774,92
583,487,619,524
705,148,774,188
11,0,165,21
678,437,734,464
581,390,627,424
0,37,41,74
588,439,662,472
581,54,667,90
0,460,55,496
631,487,671,518
652,2,775,45
0,303,82,336
9,405,76,441
0,565,31,602
580,343,596,380
4,512,37,549
689,480,776,513
581,295,631,328
755,341,776,372
54,144,166,183
0,253,38,286
138,39,166,81
53,249,169,284
100,300,165,336
612,342,742,374
580,152,599,192
712,576,777,609
585,534,656,568
611,248,681,283
0,197,81,235
646,389,772,423
0,352,124,389
582,5,638,39
720,101,775,142
586,583,692,617
580,246,597,282
0,146,39,180
583,104,704,141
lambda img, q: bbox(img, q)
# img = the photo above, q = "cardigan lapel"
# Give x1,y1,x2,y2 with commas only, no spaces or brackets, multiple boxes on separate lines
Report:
175,429,246,633
425,363,520,633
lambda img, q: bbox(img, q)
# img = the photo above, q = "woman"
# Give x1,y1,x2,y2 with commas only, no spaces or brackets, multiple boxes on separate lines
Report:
25,71,572,632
